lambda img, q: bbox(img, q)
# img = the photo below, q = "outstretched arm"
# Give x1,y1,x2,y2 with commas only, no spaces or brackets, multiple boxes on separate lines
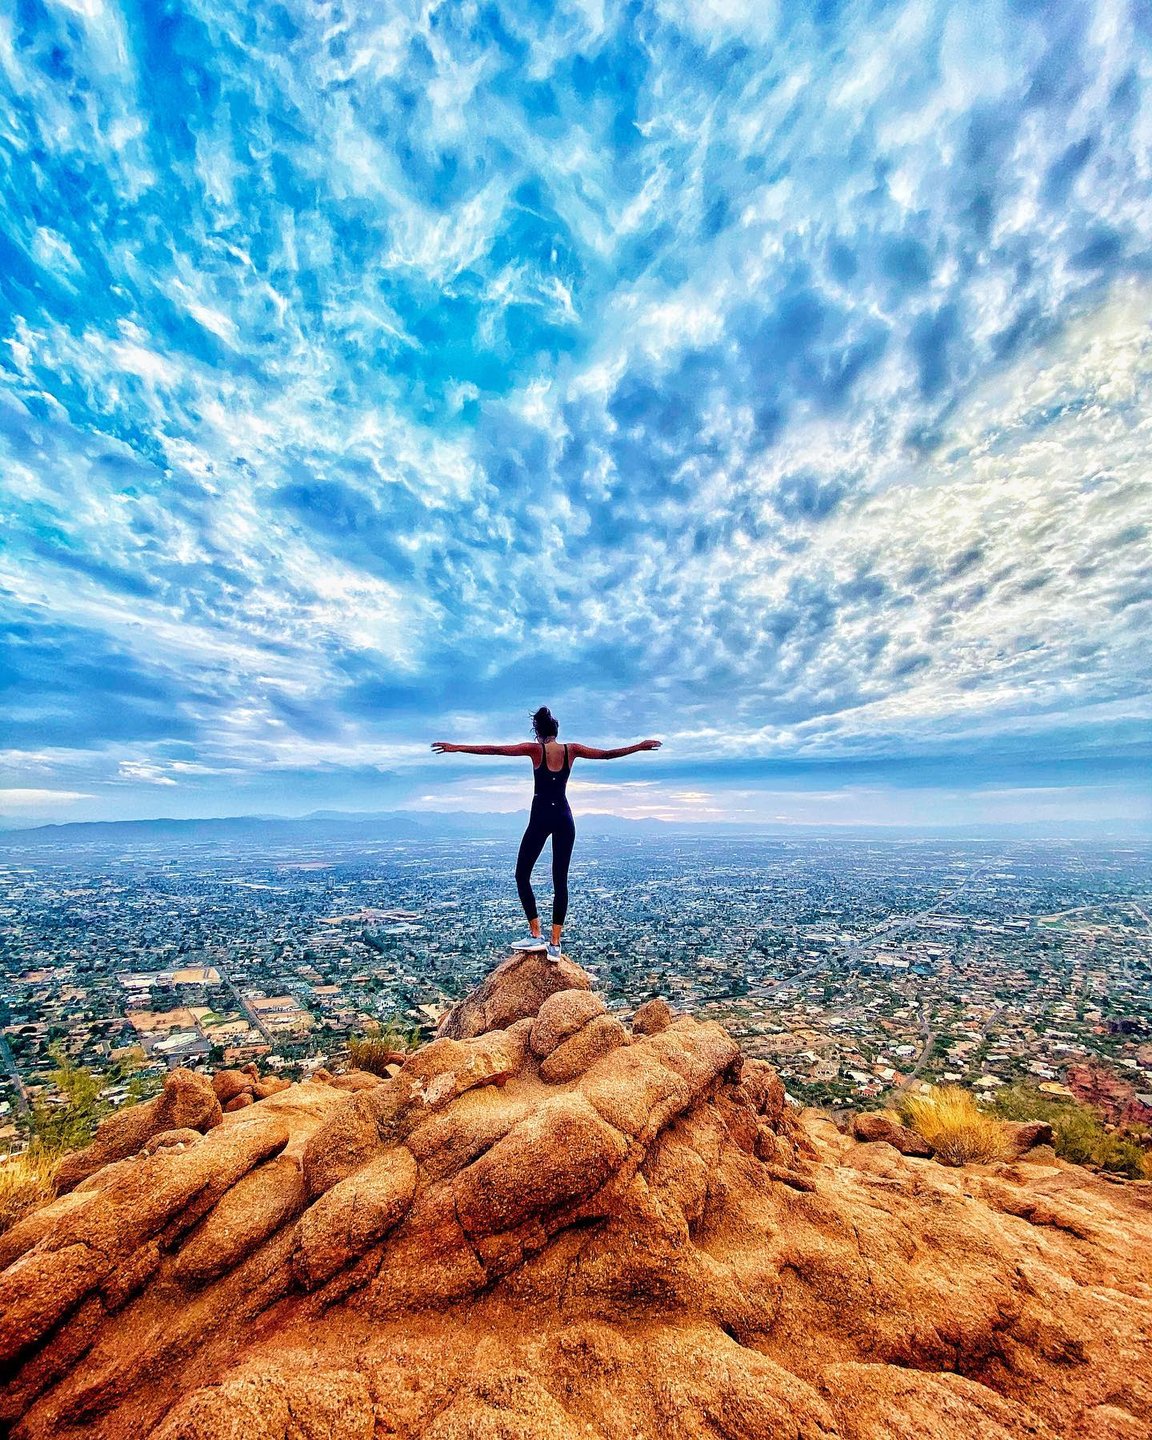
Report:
569,739,662,760
431,741,539,756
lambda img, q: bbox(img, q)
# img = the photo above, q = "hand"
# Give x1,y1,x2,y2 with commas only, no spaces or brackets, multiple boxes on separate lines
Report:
639,738,662,751
431,741,455,754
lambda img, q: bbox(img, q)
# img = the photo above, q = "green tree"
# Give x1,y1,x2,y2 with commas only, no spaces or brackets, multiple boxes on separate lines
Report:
24,1046,109,1155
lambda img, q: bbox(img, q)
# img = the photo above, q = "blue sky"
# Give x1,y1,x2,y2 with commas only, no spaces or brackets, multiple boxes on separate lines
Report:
0,0,1149,830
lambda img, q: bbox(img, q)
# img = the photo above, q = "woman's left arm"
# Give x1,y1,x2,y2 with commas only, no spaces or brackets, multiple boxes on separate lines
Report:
568,739,662,760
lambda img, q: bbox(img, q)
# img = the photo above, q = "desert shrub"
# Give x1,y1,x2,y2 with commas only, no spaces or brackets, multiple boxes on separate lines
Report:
125,1069,165,1105
988,1083,1101,1164
23,1048,109,1154
1092,1135,1150,1180
986,1083,1150,1176
901,1085,1013,1165
0,1149,59,1236
347,1022,422,1077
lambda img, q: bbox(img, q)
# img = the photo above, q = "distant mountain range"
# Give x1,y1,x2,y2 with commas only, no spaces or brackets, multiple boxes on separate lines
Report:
0,809,1146,847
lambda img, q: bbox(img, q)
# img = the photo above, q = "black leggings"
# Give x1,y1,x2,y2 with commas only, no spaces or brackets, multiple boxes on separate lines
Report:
515,801,576,926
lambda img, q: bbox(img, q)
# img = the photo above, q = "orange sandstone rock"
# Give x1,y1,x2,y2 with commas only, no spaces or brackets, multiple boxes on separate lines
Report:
529,988,607,1057
0,957,1149,1440
631,996,674,1035
211,1070,252,1105
174,1156,306,1285
538,1013,629,1083
851,1110,934,1157
436,949,590,1039
53,1068,222,1194
294,1147,417,1287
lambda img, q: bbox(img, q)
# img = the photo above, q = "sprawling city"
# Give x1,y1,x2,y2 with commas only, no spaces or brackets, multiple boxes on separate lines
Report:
2,829,1149,1143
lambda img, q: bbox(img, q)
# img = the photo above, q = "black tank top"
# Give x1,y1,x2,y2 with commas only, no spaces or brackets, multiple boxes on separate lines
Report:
533,741,571,804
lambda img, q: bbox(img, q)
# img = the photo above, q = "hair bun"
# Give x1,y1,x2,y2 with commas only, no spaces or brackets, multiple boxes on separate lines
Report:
531,705,559,740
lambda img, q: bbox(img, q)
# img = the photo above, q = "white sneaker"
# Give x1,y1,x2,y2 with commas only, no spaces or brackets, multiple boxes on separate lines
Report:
546,942,563,961
510,935,547,952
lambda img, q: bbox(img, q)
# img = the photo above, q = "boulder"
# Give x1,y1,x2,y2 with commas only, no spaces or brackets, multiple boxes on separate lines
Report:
0,1243,104,1368
3,962,1152,1440
174,1156,307,1284
302,1089,384,1199
530,989,608,1058
436,951,592,1039
577,1022,740,1141
452,1094,629,1239
295,1148,418,1288
402,1028,527,1107
359,1186,487,1317
224,1093,254,1112
212,1070,253,1105
578,1042,694,1140
852,1111,934,1158
110,1113,291,1241
302,1028,534,1199
405,1085,534,1184
140,1128,204,1157
54,1069,222,1194
646,1020,742,1094
539,1015,630,1084
1002,1120,1056,1157
632,997,674,1036
0,1189,96,1271
0,1115,289,1366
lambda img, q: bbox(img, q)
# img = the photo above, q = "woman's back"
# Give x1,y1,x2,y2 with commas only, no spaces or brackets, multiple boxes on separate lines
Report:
533,739,571,804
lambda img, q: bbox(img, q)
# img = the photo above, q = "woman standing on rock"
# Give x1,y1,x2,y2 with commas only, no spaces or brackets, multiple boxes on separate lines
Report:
432,706,661,959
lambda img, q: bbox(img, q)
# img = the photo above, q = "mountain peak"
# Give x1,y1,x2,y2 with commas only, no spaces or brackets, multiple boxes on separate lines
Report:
1,955,1149,1438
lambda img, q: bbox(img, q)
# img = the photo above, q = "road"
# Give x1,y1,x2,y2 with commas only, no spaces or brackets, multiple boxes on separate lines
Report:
897,1013,937,1091
0,1028,30,1118
214,958,275,1047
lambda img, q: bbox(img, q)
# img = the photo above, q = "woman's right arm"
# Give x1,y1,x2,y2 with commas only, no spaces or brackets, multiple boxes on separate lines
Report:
569,739,662,760
431,742,538,756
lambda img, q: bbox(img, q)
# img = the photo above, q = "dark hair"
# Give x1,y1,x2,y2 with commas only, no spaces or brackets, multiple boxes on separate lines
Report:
531,706,559,741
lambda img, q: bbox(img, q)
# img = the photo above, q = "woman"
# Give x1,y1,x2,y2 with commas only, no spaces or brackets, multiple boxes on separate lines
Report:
432,706,661,959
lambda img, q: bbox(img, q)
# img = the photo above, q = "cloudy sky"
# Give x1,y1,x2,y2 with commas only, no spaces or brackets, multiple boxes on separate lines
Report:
1,0,1149,830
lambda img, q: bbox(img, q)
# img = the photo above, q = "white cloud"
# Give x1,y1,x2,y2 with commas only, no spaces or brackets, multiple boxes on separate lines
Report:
0,789,95,810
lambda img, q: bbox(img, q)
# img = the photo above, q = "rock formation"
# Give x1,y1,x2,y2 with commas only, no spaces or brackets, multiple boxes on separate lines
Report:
53,1069,224,1194
850,1109,933,1157
1066,1062,1152,1128
1,953,1150,1439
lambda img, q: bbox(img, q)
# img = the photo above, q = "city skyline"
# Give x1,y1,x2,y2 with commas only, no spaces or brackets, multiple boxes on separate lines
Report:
2,1,1150,829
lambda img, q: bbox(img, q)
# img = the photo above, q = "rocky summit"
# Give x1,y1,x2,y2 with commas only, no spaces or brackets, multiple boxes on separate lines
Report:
1,951,1150,1439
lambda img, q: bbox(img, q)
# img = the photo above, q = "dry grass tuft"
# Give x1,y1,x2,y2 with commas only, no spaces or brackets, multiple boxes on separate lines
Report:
0,1150,59,1235
903,1086,1013,1166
